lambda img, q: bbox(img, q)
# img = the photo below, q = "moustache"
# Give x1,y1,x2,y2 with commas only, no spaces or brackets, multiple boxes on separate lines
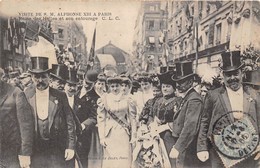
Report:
227,78,239,84
37,82,47,87
69,89,76,92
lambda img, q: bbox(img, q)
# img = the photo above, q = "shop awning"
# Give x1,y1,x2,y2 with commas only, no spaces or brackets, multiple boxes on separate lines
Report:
96,54,116,68
149,37,155,44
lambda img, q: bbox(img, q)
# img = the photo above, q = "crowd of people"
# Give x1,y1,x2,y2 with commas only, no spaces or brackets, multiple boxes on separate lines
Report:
0,49,260,168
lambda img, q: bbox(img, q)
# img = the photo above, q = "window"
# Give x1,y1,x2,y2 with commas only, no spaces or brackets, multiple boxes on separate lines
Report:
205,31,209,47
216,23,222,45
150,5,155,11
58,28,64,38
58,44,64,51
148,20,155,30
191,6,194,16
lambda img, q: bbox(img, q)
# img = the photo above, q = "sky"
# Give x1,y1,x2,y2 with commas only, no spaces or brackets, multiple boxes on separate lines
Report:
0,0,141,54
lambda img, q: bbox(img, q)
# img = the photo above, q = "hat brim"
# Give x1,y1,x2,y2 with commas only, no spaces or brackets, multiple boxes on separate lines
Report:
171,73,194,82
220,63,244,72
66,80,79,85
50,73,66,81
243,82,260,86
28,69,50,74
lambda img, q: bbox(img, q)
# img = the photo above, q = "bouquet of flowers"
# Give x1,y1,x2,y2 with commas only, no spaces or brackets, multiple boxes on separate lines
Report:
132,117,171,168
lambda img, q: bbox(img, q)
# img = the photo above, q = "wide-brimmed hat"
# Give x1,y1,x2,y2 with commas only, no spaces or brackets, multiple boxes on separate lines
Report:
50,64,68,81
66,69,79,85
172,61,194,81
28,57,50,74
84,70,98,84
244,68,260,86
220,50,243,72
138,72,152,83
120,74,132,85
97,73,107,82
159,70,176,87
106,76,122,84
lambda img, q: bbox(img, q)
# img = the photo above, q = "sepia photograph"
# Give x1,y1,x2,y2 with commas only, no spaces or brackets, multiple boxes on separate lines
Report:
0,0,260,168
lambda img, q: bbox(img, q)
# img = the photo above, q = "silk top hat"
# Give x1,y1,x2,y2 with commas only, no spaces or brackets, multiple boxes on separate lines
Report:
29,57,50,73
172,61,194,81
244,68,260,86
220,50,243,72
50,64,68,81
85,70,98,83
159,70,176,87
66,69,79,84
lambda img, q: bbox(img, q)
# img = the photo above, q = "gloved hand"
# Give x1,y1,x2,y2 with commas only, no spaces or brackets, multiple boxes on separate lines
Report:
197,151,209,162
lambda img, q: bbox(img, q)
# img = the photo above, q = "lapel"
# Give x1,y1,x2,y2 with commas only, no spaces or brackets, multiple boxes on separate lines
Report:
48,90,58,130
173,89,193,120
27,88,38,132
73,96,80,113
219,86,234,122
0,82,8,107
243,91,251,114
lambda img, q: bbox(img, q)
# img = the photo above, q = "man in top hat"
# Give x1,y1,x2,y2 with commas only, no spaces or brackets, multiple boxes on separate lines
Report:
49,64,68,91
0,67,34,168
26,57,76,168
166,61,203,168
197,51,260,168
77,70,102,168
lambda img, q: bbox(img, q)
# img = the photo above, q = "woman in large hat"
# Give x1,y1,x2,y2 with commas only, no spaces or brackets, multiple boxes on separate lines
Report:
152,70,181,166
97,76,137,168
132,72,154,120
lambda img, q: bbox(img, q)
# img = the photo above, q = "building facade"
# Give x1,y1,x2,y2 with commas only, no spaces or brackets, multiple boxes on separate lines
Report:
166,1,260,72
133,1,167,72
52,20,87,64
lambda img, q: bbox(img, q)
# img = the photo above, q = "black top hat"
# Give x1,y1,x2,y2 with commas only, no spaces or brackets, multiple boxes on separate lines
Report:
172,61,194,81
220,51,243,72
50,64,68,81
29,57,50,73
85,70,98,83
66,69,79,84
159,70,176,87
244,68,260,86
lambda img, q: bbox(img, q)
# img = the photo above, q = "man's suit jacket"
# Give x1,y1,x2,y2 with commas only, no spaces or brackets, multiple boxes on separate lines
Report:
25,86,76,150
77,88,99,131
0,81,34,164
169,88,203,153
197,86,258,152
